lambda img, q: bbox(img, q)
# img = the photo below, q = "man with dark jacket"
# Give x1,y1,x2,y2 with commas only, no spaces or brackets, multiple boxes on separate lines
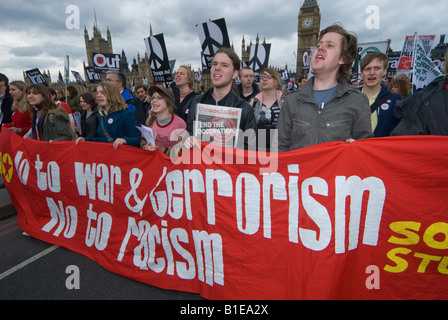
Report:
391,76,448,136
0,73,13,130
237,66,260,103
186,48,257,150
391,51,448,136
106,71,146,125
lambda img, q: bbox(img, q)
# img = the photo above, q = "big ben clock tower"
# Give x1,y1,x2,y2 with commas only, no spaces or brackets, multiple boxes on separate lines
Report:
297,0,321,76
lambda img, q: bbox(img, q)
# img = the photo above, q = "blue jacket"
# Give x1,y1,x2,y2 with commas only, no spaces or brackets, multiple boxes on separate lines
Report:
85,108,141,147
121,87,138,113
362,85,403,137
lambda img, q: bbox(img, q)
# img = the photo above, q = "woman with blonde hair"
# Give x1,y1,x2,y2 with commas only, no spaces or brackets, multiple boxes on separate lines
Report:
174,65,197,122
75,82,140,149
250,67,284,151
3,81,32,136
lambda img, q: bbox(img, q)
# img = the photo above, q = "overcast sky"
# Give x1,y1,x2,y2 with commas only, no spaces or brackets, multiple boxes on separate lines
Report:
0,0,447,83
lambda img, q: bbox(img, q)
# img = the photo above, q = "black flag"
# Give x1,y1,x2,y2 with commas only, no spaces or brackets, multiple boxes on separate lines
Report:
249,43,271,82
197,18,231,74
144,33,173,85
25,68,49,87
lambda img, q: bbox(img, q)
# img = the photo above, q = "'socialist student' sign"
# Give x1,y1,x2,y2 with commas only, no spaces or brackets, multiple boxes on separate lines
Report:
194,104,242,147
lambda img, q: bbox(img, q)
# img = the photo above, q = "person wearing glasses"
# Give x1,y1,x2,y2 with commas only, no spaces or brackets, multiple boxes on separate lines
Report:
141,86,186,155
250,68,284,152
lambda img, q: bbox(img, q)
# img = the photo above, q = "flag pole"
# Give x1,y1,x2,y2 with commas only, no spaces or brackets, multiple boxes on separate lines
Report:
65,55,69,103
410,32,418,94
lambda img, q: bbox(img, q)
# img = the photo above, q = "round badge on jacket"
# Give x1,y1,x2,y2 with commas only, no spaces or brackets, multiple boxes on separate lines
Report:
381,103,390,111
108,118,114,124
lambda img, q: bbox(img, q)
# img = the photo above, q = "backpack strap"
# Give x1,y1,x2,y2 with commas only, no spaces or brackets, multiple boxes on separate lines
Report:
100,117,114,143
370,93,392,114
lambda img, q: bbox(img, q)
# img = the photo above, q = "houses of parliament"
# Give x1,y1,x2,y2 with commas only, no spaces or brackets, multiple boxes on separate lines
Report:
32,1,322,95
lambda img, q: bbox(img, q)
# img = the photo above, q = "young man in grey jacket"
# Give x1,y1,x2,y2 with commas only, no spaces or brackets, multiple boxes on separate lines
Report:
275,24,372,152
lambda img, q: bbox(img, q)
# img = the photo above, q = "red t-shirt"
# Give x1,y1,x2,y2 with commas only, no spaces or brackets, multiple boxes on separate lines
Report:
3,110,32,136
152,115,186,148
57,101,75,123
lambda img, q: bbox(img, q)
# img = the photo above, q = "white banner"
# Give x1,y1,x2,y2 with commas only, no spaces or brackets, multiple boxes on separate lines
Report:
412,40,443,90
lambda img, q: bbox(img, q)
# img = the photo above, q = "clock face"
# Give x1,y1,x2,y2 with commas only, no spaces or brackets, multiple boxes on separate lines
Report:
302,17,313,28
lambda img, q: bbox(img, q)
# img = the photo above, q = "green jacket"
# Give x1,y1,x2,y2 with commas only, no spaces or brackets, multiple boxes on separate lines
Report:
67,95,82,113
42,107,77,141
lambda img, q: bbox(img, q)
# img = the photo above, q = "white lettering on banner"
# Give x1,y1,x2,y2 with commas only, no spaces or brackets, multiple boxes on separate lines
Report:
14,151,30,185
125,168,148,214
35,155,61,193
334,176,386,254
300,177,332,251
117,217,224,286
74,162,122,204
71,161,386,257
85,204,112,251
42,197,78,239
143,165,387,254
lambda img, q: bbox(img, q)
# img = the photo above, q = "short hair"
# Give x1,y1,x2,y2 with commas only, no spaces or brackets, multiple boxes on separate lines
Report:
0,73,9,87
79,92,97,109
360,52,388,71
214,47,241,72
319,24,358,82
135,85,147,92
239,66,254,76
107,70,127,88
261,68,282,90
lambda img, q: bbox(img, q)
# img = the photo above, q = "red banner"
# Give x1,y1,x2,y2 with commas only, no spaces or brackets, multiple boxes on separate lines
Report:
1,129,448,300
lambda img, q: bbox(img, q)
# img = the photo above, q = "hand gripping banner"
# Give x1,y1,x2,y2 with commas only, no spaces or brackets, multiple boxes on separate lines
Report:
1,129,447,300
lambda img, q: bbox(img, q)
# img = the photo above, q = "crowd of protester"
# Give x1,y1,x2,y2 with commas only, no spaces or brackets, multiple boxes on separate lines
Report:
1,24,447,154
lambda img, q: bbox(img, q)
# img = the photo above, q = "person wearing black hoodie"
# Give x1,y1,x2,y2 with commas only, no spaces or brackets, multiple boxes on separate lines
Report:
391,50,448,136
0,73,13,130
